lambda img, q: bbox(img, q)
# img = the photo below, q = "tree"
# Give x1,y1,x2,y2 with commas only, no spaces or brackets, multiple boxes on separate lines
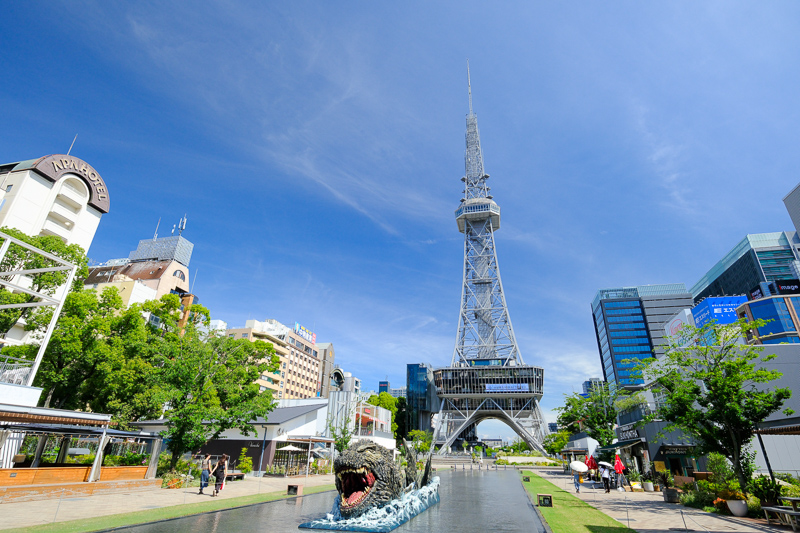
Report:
367,392,398,438
408,429,432,454
328,408,355,454
395,396,408,444
640,319,793,492
143,295,279,470
556,383,618,447
542,430,571,457
0,227,88,336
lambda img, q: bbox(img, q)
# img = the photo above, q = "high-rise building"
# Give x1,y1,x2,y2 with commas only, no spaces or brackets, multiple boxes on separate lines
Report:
407,363,437,433
691,232,800,302
581,378,602,395
316,342,336,398
378,381,390,394
226,319,322,400
0,154,110,251
432,71,546,453
592,284,693,388
0,154,112,345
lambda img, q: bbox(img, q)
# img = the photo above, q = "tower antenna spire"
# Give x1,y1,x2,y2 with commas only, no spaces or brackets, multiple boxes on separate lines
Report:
467,60,473,115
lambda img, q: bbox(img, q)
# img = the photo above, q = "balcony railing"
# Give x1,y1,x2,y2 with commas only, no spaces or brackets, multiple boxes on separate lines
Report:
0,355,33,386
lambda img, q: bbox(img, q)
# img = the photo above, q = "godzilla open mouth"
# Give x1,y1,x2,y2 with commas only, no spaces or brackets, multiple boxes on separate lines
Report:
336,466,377,510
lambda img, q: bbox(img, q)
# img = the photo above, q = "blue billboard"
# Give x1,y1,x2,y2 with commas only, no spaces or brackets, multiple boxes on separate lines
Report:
692,296,747,328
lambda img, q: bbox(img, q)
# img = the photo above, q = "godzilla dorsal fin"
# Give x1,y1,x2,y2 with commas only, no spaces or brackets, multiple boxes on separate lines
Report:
420,454,432,487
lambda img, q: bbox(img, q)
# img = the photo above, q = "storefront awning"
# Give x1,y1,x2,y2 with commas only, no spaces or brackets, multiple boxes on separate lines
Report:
0,423,159,439
595,438,645,453
560,447,588,455
756,424,800,436
657,444,696,455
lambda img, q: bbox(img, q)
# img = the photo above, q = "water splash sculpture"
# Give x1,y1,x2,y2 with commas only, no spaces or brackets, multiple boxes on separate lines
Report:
299,440,440,532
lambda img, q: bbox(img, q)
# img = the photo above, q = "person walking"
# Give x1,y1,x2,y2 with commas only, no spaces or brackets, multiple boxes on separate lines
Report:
209,455,227,497
572,468,581,493
601,466,611,493
198,453,211,495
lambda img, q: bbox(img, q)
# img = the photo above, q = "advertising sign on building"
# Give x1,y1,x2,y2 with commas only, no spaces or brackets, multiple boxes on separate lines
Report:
775,279,800,295
485,383,529,392
294,322,316,345
664,309,694,339
692,296,748,328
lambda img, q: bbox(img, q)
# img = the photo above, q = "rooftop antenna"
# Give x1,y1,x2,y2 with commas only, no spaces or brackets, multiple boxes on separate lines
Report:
153,218,161,240
467,60,473,115
66,134,78,156
178,214,187,236
171,224,176,236
191,268,198,293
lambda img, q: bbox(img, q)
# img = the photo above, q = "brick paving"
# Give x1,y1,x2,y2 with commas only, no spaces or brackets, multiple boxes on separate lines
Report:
0,473,335,530
534,468,787,533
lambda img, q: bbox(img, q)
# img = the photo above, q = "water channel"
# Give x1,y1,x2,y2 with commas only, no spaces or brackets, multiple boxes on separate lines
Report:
115,469,546,533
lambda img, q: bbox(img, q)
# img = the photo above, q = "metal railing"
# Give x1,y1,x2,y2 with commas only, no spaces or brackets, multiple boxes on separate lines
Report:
0,355,33,385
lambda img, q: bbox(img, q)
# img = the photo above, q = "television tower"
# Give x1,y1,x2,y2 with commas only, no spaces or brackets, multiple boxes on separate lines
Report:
433,67,547,453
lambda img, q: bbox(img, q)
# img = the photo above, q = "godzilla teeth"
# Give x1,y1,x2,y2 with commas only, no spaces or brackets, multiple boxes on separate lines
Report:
336,467,368,479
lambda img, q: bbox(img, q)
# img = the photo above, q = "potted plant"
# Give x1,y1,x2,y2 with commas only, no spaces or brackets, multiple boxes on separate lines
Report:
641,470,655,492
659,471,680,503
720,488,748,517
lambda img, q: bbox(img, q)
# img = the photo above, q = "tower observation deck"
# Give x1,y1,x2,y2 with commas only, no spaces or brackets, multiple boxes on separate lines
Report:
433,68,547,454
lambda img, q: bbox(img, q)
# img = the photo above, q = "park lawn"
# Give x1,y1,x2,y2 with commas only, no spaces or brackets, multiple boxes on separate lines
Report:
521,470,631,533
9,484,336,533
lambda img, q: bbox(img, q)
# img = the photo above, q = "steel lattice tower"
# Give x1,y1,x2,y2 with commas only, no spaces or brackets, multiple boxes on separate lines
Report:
432,68,547,454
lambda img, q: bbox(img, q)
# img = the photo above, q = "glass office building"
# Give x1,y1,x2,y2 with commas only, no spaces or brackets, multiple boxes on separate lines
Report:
406,363,437,433
691,232,800,302
737,295,800,344
592,284,693,388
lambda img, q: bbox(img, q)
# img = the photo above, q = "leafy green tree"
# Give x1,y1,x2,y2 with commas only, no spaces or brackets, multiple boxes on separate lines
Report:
144,296,278,470
556,383,617,447
640,319,793,492
395,396,408,444
0,227,88,335
367,392,398,437
408,429,432,454
328,410,355,454
542,430,571,457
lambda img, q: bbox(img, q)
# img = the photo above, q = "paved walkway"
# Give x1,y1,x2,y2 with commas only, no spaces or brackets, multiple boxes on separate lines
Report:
0,474,335,530
535,468,787,533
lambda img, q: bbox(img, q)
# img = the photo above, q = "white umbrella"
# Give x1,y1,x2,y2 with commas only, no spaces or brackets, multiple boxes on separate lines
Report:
570,461,589,473
278,444,304,451
598,461,613,468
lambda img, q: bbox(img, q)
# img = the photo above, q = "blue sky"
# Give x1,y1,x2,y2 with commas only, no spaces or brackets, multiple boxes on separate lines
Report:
3,2,800,440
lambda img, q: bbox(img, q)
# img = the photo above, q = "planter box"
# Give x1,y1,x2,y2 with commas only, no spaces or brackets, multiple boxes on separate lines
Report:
663,488,681,503
642,481,655,492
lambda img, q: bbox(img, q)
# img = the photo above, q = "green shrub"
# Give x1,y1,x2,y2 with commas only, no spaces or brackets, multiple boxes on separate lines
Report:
749,475,782,504
238,448,253,474
680,491,716,509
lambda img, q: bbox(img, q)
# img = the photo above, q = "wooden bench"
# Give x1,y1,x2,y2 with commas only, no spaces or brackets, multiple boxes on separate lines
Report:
762,506,800,531
225,472,246,481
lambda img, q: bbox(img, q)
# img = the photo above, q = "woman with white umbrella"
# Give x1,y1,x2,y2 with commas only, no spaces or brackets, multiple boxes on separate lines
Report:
570,460,588,494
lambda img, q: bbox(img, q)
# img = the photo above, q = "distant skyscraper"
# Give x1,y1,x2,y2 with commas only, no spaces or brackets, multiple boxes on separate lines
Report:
592,284,693,388
378,381,390,394
581,378,602,395
547,423,559,433
692,232,800,302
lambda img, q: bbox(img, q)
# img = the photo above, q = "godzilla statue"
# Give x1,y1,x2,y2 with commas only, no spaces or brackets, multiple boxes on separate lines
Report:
333,440,404,518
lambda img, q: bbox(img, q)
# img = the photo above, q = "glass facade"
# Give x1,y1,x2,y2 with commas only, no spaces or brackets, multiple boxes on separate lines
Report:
692,232,800,301
738,295,800,344
592,284,692,389
406,363,433,433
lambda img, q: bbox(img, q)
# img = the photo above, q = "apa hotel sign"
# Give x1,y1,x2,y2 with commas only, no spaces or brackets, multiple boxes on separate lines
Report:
29,154,110,213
